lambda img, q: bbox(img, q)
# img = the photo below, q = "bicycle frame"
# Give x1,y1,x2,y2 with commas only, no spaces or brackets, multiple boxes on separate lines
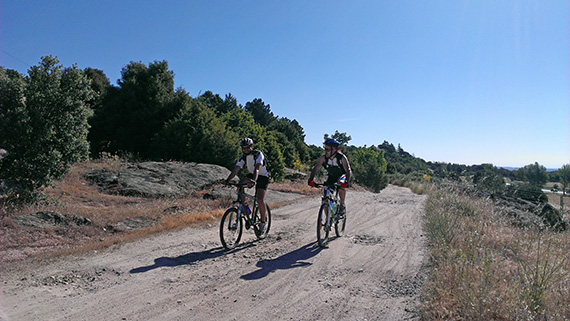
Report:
233,186,258,225
312,182,345,247
321,184,340,225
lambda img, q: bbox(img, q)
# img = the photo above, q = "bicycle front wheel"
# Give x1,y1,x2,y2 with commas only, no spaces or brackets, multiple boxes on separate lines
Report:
220,208,243,250
317,203,330,247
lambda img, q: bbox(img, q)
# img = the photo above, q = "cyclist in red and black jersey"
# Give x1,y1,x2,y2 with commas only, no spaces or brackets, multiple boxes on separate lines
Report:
308,138,352,217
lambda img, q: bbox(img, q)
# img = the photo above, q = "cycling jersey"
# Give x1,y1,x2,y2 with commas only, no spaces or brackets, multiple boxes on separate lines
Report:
323,152,346,187
236,150,270,178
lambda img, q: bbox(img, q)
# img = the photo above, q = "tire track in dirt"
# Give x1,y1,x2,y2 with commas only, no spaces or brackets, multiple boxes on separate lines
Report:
2,185,427,321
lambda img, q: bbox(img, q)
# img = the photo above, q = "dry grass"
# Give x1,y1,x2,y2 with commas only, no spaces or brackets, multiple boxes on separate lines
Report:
421,186,570,320
269,181,320,196
0,160,310,265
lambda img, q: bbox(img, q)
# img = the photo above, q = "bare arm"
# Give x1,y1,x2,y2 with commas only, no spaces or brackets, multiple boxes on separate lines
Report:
341,155,352,182
308,155,325,182
225,165,241,183
252,163,262,183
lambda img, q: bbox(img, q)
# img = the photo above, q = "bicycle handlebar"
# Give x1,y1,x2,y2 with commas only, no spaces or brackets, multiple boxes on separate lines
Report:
310,182,339,188
225,182,249,187
222,178,256,187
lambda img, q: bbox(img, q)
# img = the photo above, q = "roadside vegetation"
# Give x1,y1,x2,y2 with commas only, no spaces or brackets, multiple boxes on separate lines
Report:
407,180,570,320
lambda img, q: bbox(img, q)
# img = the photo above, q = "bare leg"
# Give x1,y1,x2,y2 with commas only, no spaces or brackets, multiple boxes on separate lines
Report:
339,188,346,205
256,189,267,222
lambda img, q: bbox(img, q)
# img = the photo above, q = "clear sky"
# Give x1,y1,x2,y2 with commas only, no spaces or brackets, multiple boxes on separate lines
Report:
1,1,568,168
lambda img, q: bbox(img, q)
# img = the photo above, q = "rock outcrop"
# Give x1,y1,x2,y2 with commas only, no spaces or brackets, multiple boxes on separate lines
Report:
84,161,230,198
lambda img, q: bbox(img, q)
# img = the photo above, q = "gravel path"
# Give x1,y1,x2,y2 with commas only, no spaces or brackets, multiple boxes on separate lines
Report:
1,185,427,321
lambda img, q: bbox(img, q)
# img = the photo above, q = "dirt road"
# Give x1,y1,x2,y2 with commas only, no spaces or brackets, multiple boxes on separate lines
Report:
1,185,427,321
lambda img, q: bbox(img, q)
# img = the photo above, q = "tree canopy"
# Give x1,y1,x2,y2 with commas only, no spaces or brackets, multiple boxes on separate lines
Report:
558,164,570,195
0,56,94,198
517,162,548,187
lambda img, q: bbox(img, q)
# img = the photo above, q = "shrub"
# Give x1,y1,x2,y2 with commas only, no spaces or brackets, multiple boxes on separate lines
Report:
0,57,94,199
350,146,388,192
510,184,548,204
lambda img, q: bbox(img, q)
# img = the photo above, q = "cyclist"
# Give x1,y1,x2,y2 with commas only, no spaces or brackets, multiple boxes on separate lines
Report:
225,138,270,231
308,138,352,217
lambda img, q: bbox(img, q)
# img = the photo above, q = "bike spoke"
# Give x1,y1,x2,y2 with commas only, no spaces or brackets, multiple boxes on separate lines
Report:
317,203,330,247
220,208,243,250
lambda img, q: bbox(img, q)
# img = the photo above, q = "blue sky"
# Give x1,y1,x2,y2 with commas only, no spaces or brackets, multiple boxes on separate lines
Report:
1,1,568,168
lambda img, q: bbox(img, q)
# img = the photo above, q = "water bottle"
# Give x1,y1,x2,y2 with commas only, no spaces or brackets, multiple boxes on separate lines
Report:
331,201,336,214
245,205,251,214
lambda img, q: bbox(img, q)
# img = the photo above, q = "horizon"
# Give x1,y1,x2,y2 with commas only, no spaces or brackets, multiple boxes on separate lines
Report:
1,2,568,169
336,143,564,170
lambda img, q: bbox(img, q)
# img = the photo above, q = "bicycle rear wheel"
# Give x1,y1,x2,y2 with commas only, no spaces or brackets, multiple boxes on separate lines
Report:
220,208,243,250
317,203,330,247
334,209,346,237
254,204,272,239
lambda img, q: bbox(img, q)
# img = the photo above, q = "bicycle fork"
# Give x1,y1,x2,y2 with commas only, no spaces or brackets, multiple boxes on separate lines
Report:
324,200,336,231
238,203,254,229
228,202,246,230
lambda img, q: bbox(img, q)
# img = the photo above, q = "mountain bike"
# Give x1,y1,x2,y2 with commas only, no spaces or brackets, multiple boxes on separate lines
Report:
219,182,271,250
313,182,346,247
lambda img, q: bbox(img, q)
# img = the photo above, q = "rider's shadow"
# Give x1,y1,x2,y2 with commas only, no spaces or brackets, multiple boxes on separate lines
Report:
130,247,230,274
240,242,322,281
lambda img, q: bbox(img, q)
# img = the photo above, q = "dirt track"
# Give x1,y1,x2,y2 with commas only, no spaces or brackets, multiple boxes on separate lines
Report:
1,185,427,321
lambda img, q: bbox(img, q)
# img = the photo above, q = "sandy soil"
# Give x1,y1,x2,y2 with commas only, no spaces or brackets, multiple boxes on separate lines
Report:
1,185,427,321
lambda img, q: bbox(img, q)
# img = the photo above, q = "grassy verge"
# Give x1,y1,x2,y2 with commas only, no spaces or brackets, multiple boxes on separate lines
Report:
421,184,570,320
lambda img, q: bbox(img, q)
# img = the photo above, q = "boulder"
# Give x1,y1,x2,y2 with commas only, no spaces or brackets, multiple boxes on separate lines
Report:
85,161,230,198
284,168,308,180
13,211,92,228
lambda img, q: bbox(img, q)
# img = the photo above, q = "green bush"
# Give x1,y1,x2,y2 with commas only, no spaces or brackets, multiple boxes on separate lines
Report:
510,184,548,204
0,57,94,199
350,146,388,192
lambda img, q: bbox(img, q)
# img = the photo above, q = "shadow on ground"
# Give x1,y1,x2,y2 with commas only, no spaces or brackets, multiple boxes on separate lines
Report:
129,243,255,274
240,242,322,280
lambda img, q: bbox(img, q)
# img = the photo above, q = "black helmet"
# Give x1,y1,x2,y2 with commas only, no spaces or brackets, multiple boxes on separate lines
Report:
240,137,254,146
324,138,340,147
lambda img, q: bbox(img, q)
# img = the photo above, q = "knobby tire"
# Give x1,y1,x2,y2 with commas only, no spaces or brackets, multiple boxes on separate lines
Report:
220,208,243,250
317,203,330,247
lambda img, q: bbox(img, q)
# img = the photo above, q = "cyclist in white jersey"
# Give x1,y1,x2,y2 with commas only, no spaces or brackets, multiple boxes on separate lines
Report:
225,138,270,230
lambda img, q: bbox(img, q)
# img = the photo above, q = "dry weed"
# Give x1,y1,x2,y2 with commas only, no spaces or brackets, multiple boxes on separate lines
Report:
421,186,570,320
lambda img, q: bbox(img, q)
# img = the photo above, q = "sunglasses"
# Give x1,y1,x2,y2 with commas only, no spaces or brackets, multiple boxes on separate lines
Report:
324,148,332,151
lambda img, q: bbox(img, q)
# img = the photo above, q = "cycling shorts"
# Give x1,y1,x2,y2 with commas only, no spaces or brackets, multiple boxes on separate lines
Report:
246,173,269,190
325,174,346,189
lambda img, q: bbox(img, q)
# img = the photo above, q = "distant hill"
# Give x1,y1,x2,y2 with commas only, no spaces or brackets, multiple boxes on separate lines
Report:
371,141,563,183
500,167,559,173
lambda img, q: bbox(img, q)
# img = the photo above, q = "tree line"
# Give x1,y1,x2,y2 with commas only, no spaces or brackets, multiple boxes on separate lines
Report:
1,56,392,199
2,56,568,201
